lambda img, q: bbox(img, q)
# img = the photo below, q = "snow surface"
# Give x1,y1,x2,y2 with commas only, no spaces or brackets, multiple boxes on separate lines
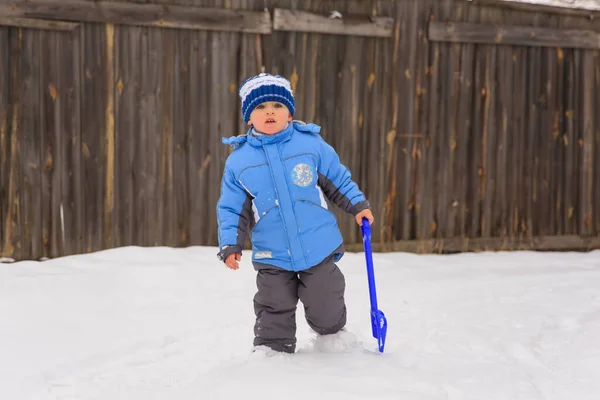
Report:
1,246,600,399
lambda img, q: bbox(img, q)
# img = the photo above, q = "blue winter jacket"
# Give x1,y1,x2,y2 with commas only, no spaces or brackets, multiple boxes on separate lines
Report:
216,121,370,271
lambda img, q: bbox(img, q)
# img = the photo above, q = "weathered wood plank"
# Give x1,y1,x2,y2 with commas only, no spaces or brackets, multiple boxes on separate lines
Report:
70,27,83,255
222,31,241,241
380,33,394,244
273,9,393,38
113,25,124,247
420,6,441,242
59,29,82,256
580,50,594,235
523,46,534,237
538,47,552,236
519,47,537,238
316,33,339,157
0,26,8,255
564,49,577,233
572,48,583,234
445,40,463,238
302,34,320,123
19,28,43,259
324,32,347,239
545,47,558,235
455,40,475,240
468,44,486,237
527,13,544,237
278,30,296,113
132,26,148,246
186,29,201,246
513,46,526,239
345,234,600,253
81,24,106,253
160,28,174,246
144,27,163,246
0,0,271,33
173,29,190,247
136,26,150,246
400,1,418,241
104,23,115,250
293,31,307,125
2,28,23,259
207,31,227,245
595,50,600,235
115,25,140,247
429,21,600,49
40,31,63,258
366,36,390,245
0,17,78,31
187,30,210,245
554,46,566,235
336,34,364,243
413,1,431,242
480,45,496,237
359,36,374,240
382,6,400,244
389,1,405,241
435,38,451,240
474,0,600,16
345,0,382,241
237,32,260,138
39,29,50,258
494,46,512,238
437,0,459,243
51,32,67,255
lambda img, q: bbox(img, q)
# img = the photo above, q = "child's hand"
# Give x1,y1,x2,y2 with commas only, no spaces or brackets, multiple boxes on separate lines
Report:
355,209,374,226
225,253,242,270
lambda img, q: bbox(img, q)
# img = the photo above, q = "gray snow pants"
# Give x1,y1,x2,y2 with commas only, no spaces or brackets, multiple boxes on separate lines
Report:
252,253,347,353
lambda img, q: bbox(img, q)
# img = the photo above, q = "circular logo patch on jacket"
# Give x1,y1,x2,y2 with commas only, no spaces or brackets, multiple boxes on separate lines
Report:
291,163,314,187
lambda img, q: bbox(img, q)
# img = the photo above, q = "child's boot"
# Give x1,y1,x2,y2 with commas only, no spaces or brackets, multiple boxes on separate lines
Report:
312,328,363,353
250,345,290,359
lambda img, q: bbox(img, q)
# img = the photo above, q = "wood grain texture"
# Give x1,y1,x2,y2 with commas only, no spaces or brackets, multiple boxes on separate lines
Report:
0,0,271,33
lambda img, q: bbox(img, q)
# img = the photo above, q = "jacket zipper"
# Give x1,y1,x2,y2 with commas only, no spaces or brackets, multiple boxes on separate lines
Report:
263,143,297,271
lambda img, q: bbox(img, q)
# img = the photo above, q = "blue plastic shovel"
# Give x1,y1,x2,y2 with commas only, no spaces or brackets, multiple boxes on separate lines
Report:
361,218,388,353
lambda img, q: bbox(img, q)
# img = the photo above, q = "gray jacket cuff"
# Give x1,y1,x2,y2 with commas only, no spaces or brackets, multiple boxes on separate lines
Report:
217,245,243,262
349,200,371,216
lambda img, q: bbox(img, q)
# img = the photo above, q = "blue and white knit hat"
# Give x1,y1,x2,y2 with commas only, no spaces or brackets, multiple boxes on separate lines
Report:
238,73,295,122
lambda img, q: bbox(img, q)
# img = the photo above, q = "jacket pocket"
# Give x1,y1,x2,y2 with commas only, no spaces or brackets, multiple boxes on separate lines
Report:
250,206,286,253
293,200,342,243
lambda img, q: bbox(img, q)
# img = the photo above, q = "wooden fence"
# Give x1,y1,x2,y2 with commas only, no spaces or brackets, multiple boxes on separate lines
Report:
1,0,600,261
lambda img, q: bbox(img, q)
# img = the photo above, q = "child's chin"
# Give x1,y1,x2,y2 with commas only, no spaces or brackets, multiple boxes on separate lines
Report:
261,125,281,134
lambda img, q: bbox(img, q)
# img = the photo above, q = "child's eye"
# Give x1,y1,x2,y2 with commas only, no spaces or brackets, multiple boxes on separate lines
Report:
274,103,283,108
256,104,265,109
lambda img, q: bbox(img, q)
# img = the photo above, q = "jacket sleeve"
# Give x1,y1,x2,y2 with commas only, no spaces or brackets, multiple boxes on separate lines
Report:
316,138,370,216
216,165,254,261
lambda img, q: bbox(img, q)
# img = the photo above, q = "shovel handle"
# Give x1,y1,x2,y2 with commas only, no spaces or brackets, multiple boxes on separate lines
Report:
362,219,388,352
361,219,378,311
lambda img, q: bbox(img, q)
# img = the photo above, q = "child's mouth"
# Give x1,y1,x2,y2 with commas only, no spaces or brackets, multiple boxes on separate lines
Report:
265,119,276,124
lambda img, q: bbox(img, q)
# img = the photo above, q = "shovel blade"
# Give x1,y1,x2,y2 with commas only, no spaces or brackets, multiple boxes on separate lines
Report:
371,309,387,352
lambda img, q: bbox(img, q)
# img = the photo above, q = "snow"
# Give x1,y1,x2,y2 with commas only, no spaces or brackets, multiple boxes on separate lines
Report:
1,246,600,399
499,0,600,11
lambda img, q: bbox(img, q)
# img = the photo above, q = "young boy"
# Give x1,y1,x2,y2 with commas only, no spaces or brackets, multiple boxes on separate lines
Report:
216,73,374,354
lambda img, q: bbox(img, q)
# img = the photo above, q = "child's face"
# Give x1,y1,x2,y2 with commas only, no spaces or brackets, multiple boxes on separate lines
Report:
248,101,292,135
